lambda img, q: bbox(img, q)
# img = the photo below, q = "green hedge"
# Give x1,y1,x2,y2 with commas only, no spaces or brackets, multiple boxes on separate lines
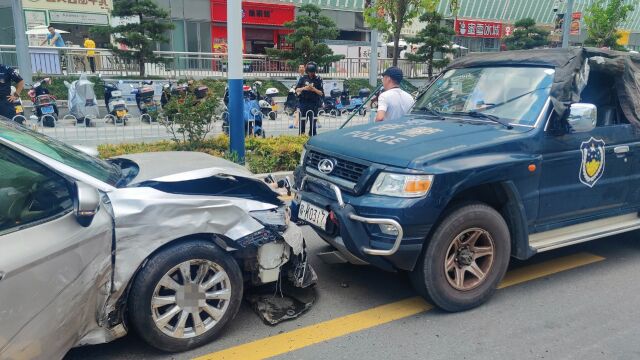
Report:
97,135,308,174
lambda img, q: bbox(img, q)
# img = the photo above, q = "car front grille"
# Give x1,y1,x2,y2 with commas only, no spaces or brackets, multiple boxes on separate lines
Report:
306,150,368,184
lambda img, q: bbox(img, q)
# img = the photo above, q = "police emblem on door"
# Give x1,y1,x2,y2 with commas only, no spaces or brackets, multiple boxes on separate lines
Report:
579,137,606,187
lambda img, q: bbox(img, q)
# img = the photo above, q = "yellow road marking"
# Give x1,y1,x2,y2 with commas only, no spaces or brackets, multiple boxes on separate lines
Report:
194,252,604,360
498,252,605,289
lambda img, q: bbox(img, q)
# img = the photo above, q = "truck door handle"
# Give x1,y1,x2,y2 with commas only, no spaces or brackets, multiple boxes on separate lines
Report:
614,146,630,154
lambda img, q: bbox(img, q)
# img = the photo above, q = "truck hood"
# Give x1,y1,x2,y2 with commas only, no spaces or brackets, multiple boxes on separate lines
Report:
307,117,533,168
114,151,253,185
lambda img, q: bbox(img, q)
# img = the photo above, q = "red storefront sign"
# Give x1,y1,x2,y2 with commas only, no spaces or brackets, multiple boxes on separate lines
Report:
455,19,503,38
210,0,295,54
211,0,295,27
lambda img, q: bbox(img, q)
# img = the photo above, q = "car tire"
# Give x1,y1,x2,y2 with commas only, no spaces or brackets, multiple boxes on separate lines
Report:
128,240,243,352
410,202,510,312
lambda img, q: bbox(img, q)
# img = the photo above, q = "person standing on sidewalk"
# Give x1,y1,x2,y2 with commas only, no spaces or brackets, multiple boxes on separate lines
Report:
290,64,306,129
83,34,97,73
41,26,65,47
375,66,415,122
295,62,324,136
0,64,24,120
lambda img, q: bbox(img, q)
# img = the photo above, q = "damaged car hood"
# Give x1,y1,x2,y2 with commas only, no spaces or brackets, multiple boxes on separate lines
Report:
115,151,253,185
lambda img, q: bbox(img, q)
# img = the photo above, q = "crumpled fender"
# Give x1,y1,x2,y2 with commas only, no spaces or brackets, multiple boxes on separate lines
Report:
103,186,277,322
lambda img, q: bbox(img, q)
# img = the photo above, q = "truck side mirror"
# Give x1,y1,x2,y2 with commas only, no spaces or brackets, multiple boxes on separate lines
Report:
74,181,101,227
568,103,597,133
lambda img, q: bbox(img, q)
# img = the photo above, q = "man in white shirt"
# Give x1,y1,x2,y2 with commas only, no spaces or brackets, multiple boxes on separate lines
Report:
375,67,415,122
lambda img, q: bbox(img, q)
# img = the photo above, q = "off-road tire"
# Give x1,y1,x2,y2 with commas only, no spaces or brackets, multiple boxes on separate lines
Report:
410,202,510,312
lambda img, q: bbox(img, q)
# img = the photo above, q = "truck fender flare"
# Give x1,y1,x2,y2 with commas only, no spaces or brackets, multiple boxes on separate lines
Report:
498,181,534,260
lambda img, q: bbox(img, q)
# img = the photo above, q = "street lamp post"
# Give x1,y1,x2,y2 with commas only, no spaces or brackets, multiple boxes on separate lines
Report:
561,0,575,48
227,0,245,162
12,0,32,84
368,1,378,123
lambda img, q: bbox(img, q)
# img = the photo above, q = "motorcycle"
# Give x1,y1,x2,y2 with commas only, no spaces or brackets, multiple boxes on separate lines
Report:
28,78,58,127
133,81,159,122
64,74,99,126
283,85,298,116
222,84,265,137
10,86,25,124
103,81,129,125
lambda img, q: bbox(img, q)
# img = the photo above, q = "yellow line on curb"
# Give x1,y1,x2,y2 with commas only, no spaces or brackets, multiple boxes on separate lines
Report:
193,252,604,360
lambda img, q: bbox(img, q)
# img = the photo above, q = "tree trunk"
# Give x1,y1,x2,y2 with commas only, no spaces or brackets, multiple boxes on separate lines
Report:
139,58,145,77
427,52,433,79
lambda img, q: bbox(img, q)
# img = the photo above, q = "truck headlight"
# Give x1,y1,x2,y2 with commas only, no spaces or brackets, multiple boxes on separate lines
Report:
370,173,433,198
300,148,307,165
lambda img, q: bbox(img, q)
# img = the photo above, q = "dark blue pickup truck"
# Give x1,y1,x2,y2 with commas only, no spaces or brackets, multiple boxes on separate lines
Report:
292,48,640,312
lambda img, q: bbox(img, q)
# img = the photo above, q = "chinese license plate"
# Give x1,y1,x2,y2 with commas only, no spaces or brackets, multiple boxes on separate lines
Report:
116,110,126,118
298,201,329,230
42,105,54,114
15,105,22,113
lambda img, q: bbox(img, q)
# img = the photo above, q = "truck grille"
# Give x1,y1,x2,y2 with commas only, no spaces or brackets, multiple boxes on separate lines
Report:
306,150,368,183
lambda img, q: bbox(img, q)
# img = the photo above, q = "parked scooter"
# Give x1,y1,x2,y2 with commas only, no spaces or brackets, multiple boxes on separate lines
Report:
283,85,298,116
222,84,265,137
344,88,370,115
103,81,128,125
64,74,99,126
133,80,159,122
28,78,58,127
321,88,346,116
261,87,279,120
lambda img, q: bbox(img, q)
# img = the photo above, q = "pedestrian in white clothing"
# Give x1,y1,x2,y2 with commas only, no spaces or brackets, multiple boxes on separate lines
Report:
375,67,415,122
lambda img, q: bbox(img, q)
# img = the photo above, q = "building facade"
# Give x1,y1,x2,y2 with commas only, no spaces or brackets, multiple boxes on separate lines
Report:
154,0,368,55
404,0,640,52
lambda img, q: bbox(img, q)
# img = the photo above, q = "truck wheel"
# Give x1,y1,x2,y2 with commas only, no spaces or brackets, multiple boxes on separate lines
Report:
128,240,243,352
410,202,510,312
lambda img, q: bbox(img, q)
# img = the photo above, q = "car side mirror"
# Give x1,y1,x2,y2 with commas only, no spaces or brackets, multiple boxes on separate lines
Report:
74,182,100,227
568,103,597,133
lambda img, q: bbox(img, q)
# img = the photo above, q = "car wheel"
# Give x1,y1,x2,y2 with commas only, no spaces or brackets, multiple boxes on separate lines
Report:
128,240,243,352
410,202,510,312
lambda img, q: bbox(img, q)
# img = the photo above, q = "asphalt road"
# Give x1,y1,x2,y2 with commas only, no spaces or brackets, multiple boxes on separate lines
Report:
65,227,640,360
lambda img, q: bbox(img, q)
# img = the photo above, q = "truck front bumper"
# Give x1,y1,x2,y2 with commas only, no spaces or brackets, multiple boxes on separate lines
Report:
292,176,432,272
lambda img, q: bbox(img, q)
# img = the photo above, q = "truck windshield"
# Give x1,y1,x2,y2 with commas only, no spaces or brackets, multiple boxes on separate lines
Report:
413,66,555,126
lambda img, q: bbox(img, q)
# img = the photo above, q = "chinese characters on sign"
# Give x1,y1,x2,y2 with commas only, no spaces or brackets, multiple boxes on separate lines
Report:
455,19,503,38
570,12,582,36
22,0,111,12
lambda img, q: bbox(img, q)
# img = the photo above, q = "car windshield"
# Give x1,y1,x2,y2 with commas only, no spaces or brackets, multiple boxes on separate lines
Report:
413,66,555,126
0,121,122,186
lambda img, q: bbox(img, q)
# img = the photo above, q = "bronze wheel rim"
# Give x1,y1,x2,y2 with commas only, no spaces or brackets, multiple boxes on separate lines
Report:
444,228,495,291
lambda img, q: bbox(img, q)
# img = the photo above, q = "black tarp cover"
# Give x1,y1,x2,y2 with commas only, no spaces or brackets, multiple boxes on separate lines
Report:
446,47,640,127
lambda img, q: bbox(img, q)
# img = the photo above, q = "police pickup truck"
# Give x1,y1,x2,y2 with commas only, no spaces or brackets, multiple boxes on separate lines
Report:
292,48,640,312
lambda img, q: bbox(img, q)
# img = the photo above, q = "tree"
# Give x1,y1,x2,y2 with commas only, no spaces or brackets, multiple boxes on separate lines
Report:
159,90,219,148
406,11,455,78
92,0,174,77
365,0,438,66
503,18,550,50
584,0,635,50
266,4,344,68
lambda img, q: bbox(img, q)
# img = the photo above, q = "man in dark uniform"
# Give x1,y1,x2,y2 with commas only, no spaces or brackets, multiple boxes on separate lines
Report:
295,62,324,136
0,64,24,120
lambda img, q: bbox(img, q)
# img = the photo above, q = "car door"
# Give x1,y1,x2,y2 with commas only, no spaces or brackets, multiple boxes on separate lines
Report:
536,120,635,228
0,146,113,360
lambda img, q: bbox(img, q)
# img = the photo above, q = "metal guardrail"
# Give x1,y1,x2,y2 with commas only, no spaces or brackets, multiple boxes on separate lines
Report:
0,45,437,79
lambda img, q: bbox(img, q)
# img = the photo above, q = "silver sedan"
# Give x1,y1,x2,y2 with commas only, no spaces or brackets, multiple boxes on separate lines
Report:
0,120,313,359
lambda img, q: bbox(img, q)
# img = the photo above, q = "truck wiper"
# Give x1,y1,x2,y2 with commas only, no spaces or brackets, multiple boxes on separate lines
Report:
450,111,513,129
413,106,445,120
